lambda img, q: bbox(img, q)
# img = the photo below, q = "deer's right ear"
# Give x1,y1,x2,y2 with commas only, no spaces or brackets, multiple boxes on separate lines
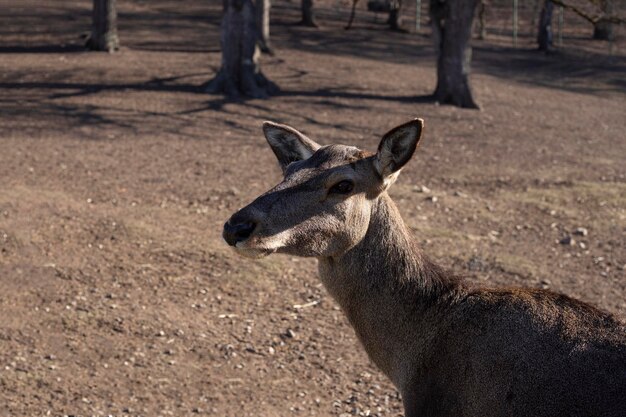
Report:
263,122,321,171
374,119,424,188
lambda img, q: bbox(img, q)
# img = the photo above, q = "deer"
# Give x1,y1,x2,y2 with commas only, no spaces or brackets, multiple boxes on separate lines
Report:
222,119,626,417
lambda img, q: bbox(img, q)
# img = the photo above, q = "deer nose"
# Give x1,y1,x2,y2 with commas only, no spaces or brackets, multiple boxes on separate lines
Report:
223,219,257,246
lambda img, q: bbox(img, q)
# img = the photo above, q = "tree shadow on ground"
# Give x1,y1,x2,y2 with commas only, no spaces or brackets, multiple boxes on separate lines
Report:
278,88,436,104
0,73,208,99
0,45,86,53
196,88,435,112
474,45,626,95
0,71,213,139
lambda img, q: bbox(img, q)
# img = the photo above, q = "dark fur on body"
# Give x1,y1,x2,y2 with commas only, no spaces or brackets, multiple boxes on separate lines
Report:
224,120,626,417
321,193,625,417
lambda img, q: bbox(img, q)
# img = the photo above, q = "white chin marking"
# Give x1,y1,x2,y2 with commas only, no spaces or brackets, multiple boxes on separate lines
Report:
233,243,275,259
232,232,290,258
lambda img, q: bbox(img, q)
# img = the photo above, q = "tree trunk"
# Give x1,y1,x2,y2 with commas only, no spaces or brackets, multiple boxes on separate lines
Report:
593,0,614,40
87,0,119,51
530,0,541,37
477,0,487,40
430,0,480,109
345,0,358,30
537,0,554,51
388,0,405,31
205,0,277,98
300,0,318,27
256,0,272,53
594,19,614,41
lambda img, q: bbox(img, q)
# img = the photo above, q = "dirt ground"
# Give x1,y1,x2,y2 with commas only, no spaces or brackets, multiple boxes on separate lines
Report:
0,1,624,416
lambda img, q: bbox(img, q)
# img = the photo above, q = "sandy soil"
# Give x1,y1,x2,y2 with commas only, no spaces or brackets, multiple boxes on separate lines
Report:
0,1,624,416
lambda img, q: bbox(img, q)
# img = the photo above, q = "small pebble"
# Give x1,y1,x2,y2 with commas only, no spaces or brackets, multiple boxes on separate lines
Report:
573,227,588,237
413,185,431,193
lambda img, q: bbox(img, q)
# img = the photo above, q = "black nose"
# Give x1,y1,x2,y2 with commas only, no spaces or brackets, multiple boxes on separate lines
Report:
223,219,257,247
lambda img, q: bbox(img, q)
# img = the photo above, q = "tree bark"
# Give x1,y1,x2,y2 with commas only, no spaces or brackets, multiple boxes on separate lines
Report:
593,0,614,40
205,0,277,98
430,0,480,109
537,0,554,51
256,0,272,53
388,0,405,31
87,0,119,51
300,0,318,27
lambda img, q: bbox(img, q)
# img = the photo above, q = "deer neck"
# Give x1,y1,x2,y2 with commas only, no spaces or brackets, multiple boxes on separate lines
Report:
317,192,462,386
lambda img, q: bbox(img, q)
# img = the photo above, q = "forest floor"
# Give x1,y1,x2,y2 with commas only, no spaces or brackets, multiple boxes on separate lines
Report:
0,0,625,416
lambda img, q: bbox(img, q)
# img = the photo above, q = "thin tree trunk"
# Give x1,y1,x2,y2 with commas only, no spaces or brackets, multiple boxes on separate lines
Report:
256,0,272,53
300,0,318,27
86,0,119,51
537,0,554,51
477,0,487,39
388,0,405,31
593,0,614,40
430,0,480,109
205,0,277,98
530,0,541,36
346,0,359,30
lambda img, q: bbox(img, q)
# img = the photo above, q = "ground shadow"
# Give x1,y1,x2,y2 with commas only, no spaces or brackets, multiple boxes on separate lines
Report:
0,72,209,99
0,45,86,53
474,45,626,95
278,88,436,104
1,0,624,139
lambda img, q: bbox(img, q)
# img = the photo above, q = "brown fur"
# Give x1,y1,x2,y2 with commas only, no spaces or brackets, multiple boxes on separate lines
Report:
224,120,626,417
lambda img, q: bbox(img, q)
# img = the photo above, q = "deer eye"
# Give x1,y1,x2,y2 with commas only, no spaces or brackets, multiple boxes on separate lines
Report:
329,180,354,195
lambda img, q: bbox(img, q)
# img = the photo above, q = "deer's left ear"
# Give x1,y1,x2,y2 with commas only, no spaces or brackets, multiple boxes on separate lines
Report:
374,119,424,184
263,121,321,172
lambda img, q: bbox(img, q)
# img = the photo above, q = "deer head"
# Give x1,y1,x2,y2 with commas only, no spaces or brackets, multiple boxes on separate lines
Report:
223,119,424,259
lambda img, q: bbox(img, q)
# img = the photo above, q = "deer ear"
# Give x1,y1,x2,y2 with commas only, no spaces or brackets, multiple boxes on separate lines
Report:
263,122,321,171
374,119,424,185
